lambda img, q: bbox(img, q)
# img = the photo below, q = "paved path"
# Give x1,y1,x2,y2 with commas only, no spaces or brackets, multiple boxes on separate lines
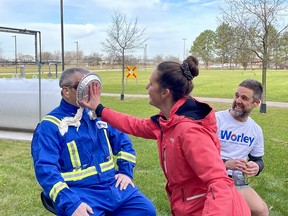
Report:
1,95,287,141
102,93,288,108
0,130,33,141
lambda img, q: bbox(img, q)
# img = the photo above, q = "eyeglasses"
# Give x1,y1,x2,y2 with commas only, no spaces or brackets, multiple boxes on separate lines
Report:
69,83,79,90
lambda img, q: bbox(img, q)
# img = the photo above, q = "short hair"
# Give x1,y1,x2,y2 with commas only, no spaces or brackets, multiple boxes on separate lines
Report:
239,79,263,100
59,68,90,87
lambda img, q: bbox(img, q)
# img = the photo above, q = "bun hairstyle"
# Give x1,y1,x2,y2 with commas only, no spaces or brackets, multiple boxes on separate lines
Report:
156,56,200,101
181,56,199,81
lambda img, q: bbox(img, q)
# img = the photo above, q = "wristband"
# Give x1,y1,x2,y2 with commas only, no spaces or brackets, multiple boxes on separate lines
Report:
95,104,105,117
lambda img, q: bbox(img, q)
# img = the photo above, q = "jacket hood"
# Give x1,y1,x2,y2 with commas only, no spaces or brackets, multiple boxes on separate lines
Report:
175,97,211,120
176,97,218,132
154,97,218,133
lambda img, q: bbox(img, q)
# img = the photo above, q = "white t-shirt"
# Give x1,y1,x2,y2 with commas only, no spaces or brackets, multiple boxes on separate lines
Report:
216,110,264,161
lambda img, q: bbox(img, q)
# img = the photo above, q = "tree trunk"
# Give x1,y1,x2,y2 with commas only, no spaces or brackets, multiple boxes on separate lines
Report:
121,52,125,100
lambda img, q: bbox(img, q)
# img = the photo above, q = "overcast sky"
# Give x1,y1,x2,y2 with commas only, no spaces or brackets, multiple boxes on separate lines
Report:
0,0,224,60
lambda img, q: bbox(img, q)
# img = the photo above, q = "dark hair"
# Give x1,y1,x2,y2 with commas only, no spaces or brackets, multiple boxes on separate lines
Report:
59,68,90,87
156,56,199,101
239,79,263,100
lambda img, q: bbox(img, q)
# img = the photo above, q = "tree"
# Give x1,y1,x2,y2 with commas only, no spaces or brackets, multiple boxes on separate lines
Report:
41,51,54,62
102,11,147,100
164,55,181,63
52,51,61,61
84,52,102,66
0,47,3,59
237,38,254,70
278,31,288,68
153,54,164,65
267,25,280,69
190,30,216,69
215,23,235,68
64,51,75,65
18,53,34,62
220,0,288,113
232,27,255,70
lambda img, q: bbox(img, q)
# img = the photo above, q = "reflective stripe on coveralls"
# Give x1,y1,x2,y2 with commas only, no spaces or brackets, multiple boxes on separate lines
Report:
43,115,135,200
103,129,136,164
49,181,69,202
61,166,99,181
43,115,116,174
42,115,62,126
64,129,115,180
67,141,81,170
117,151,136,163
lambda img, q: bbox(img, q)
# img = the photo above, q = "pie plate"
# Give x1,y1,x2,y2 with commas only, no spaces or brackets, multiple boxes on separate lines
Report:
76,73,102,106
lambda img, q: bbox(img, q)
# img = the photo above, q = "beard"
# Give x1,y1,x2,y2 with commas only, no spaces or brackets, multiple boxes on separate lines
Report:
231,102,251,119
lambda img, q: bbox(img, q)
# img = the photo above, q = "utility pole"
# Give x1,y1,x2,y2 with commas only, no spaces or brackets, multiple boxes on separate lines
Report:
183,38,187,61
75,41,79,67
60,0,65,71
144,44,147,70
12,35,17,74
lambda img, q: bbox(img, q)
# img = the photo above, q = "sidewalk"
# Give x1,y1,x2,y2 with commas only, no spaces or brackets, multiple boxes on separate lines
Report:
1,95,287,141
102,93,288,108
0,130,33,141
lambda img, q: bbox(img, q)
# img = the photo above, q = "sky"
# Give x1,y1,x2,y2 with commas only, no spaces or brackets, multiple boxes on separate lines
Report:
0,0,224,60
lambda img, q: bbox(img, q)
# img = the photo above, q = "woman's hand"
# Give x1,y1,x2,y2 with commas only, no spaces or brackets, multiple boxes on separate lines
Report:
80,82,101,111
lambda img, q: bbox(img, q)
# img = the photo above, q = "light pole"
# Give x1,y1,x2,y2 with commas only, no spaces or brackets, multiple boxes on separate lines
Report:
75,41,79,67
12,35,17,74
183,38,187,61
60,0,65,71
144,44,147,70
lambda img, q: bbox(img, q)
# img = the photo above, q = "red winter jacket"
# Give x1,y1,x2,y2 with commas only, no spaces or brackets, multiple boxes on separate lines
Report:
101,97,250,216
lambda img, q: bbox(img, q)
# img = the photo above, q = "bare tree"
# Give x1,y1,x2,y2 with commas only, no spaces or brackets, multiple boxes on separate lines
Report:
64,51,75,65
41,51,54,62
153,54,164,65
84,52,103,66
0,47,3,59
102,11,147,100
220,0,288,113
52,51,62,61
164,55,181,63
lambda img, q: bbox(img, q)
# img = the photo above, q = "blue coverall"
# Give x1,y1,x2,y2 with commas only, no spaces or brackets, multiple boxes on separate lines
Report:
31,99,156,216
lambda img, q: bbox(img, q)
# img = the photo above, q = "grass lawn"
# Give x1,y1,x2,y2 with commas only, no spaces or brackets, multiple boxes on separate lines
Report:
0,97,287,216
0,65,287,215
1,66,288,102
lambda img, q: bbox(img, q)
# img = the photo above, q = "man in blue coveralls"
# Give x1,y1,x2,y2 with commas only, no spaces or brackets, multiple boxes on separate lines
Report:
31,68,156,216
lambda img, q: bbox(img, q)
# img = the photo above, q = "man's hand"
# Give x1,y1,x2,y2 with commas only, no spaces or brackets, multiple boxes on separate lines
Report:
225,158,247,171
72,202,94,216
79,82,101,111
115,174,135,191
242,161,259,177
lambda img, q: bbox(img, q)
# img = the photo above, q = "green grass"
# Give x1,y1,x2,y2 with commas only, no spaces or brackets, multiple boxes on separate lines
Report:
91,69,288,102
108,98,288,216
0,97,287,215
0,65,287,215
1,66,288,102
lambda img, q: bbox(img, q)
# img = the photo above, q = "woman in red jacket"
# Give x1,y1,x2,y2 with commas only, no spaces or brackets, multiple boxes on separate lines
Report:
81,56,250,215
